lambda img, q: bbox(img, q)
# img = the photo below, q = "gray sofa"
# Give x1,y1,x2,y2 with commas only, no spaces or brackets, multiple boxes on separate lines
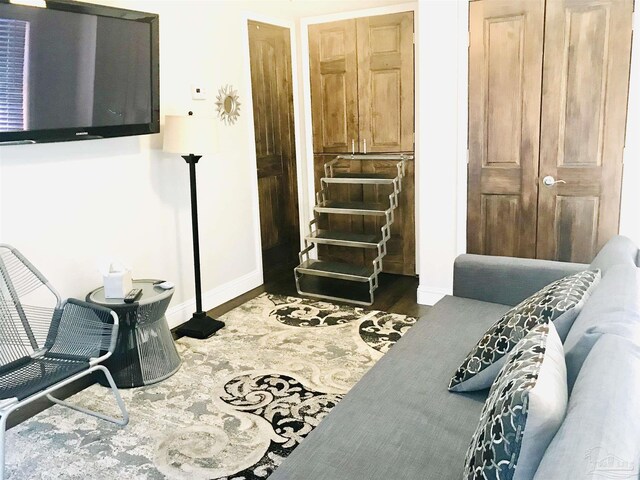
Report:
271,236,640,480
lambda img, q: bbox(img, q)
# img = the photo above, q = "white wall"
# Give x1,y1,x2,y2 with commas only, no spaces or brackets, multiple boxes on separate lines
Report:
416,0,468,304
619,10,640,246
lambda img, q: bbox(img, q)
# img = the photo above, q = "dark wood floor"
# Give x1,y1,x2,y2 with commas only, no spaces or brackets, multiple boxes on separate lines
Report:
209,258,429,320
7,260,428,429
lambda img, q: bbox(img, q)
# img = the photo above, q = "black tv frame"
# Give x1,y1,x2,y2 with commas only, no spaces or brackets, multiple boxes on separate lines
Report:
0,0,160,145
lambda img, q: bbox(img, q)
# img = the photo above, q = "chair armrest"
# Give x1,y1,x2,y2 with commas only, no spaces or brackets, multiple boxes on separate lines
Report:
66,298,117,325
46,299,119,361
453,254,588,306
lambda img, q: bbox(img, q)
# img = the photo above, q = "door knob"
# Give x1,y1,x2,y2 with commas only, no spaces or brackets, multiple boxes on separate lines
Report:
542,175,566,187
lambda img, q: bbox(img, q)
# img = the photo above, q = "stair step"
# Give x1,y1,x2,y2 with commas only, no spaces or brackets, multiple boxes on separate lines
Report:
295,259,373,282
315,200,388,216
322,173,395,185
295,275,374,306
307,230,380,248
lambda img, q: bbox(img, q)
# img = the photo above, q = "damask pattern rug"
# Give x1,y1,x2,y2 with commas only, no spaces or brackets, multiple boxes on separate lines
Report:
5,293,417,479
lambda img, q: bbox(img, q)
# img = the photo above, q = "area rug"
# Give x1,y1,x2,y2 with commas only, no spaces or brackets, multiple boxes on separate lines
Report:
5,293,417,479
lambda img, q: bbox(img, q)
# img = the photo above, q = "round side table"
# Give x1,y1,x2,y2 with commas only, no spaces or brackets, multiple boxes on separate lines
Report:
87,279,181,388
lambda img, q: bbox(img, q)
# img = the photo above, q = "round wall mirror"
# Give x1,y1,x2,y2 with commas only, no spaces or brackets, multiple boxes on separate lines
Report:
215,85,241,125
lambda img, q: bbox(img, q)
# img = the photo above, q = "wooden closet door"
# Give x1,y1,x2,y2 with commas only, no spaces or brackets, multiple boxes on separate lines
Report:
536,0,633,263
249,22,299,252
356,12,414,153
467,0,545,258
308,20,359,153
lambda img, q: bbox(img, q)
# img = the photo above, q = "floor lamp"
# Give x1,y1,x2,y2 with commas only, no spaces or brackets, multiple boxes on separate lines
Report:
163,112,225,339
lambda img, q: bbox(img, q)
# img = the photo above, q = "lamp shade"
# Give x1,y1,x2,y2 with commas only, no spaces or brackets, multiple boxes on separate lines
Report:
163,114,218,155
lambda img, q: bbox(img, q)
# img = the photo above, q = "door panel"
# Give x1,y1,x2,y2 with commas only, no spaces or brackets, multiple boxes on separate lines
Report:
249,21,299,253
536,0,633,262
308,20,359,153
357,12,414,152
481,194,521,257
467,0,545,258
363,160,415,275
554,195,599,263
258,176,283,249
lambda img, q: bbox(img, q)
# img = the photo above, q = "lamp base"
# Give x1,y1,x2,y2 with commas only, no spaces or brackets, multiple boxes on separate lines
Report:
175,311,225,339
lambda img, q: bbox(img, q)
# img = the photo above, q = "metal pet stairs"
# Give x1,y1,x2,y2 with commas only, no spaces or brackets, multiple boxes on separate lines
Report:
295,153,411,306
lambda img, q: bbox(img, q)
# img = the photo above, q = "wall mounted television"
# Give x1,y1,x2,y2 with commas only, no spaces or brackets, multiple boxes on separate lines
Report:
0,0,159,145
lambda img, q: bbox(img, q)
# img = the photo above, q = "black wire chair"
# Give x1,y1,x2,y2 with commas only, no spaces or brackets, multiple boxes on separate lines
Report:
0,244,129,479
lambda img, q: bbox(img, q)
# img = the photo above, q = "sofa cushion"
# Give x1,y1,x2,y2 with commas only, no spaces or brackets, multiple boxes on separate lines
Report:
589,235,639,274
534,335,640,480
563,263,640,389
464,322,567,480
449,270,599,392
269,296,512,480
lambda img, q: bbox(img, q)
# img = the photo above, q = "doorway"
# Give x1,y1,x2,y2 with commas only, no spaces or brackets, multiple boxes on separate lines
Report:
248,20,300,282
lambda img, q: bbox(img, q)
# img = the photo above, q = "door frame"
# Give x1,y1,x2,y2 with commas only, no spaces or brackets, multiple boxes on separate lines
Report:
619,11,640,242
241,12,306,284
299,2,418,263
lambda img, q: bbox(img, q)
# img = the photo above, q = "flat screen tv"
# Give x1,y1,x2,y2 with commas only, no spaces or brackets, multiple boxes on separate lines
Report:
0,0,159,144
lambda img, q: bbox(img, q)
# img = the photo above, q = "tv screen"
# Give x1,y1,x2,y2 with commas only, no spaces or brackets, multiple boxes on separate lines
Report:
0,0,159,144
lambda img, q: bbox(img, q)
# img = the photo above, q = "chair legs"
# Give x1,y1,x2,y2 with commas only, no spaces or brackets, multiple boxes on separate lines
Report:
0,414,7,480
46,365,129,427
1,365,129,479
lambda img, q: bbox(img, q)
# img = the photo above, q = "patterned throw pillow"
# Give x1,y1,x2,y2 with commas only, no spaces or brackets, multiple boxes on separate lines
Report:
464,322,567,480
449,269,599,392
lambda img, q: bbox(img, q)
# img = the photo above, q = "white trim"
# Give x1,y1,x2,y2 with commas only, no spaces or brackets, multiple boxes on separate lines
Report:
288,20,310,251
166,268,263,329
302,2,417,24
619,9,640,245
416,286,449,306
299,15,316,258
239,13,265,291
455,0,469,257
299,2,418,262
416,0,467,306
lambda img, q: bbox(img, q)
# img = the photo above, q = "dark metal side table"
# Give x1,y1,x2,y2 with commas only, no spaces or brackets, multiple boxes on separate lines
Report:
87,279,181,388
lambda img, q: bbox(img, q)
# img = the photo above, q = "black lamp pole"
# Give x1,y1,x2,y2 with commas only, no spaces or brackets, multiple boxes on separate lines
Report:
175,153,225,339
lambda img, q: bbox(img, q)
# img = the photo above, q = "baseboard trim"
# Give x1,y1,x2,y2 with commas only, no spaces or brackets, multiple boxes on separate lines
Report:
417,285,450,306
166,269,263,329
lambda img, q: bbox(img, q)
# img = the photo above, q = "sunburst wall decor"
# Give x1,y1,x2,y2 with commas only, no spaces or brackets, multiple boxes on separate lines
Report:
215,85,241,125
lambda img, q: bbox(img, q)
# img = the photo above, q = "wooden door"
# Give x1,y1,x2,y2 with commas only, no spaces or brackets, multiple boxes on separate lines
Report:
248,22,299,257
467,0,545,258
357,12,414,153
308,20,359,154
536,0,633,262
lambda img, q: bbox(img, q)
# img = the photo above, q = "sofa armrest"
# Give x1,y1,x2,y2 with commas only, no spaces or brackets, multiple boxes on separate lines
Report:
453,254,588,306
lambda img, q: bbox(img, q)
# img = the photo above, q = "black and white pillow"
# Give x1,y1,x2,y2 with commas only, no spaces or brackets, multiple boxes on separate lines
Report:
464,321,567,480
449,269,599,392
